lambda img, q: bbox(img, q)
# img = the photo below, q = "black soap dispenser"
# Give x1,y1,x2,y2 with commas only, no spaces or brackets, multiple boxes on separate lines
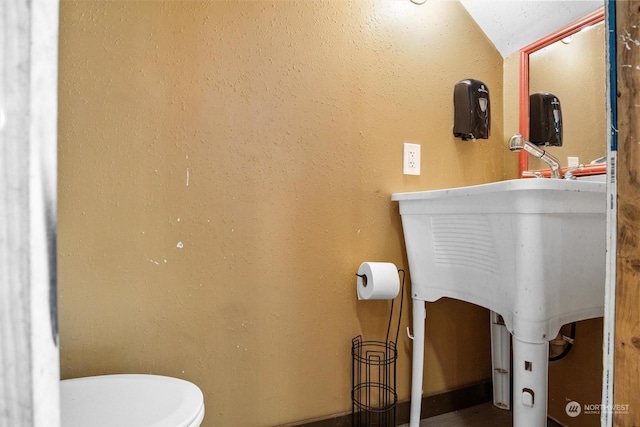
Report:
529,92,562,146
453,79,490,141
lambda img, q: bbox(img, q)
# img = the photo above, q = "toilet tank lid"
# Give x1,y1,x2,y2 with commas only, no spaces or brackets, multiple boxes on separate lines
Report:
61,374,204,427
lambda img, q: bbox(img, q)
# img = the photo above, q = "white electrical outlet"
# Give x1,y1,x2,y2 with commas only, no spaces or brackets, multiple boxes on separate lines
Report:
403,142,421,175
567,156,579,167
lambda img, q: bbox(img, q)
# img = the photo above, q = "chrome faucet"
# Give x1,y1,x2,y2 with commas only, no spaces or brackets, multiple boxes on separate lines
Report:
508,134,561,179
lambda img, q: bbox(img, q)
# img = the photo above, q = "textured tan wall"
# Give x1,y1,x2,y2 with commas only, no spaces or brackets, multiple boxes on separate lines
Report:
548,319,604,427
57,1,505,425
503,53,521,179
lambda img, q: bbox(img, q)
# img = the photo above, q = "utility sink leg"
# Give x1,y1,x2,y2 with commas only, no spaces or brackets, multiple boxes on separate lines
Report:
512,337,549,427
490,311,511,410
409,299,426,427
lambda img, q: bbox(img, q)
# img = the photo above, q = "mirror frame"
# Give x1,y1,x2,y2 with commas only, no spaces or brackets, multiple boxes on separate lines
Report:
518,7,606,177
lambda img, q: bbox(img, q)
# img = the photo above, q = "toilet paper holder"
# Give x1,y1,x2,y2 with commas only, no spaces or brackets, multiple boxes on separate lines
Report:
352,268,406,427
356,262,401,301
355,272,367,287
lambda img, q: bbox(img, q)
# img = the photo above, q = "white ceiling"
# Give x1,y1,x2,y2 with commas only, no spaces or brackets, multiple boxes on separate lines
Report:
459,0,604,57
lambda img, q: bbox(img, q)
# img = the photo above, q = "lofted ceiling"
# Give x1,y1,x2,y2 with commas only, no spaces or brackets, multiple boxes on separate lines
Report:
459,0,604,57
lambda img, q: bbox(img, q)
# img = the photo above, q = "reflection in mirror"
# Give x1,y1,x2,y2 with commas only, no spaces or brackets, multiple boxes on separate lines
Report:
517,8,605,177
527,20,606,172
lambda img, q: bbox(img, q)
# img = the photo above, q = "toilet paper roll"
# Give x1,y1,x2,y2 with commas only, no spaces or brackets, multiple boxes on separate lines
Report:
356,262,400,300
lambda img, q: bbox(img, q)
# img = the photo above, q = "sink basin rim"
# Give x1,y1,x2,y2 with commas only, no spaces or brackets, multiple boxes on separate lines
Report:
391,178,605,202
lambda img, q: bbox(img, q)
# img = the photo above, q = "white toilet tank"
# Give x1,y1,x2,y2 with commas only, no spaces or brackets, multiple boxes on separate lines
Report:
61,374,205,427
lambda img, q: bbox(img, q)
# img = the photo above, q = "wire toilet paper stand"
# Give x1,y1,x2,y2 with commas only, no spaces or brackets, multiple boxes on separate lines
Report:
352,269,405,427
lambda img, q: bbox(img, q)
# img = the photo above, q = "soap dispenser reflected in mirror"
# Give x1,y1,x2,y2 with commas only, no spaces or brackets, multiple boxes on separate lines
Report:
509,92,564,179
529,92,563,147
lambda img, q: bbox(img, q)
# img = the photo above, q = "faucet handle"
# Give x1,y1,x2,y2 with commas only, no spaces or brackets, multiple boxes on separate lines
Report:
564,164,584,180
522,171,544,179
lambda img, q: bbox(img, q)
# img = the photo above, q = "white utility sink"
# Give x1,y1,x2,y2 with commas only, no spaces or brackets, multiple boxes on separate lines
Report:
392,178,606,427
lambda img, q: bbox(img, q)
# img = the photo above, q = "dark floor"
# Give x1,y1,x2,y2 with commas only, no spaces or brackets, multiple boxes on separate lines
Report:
397,403,566,427
397,402,513,427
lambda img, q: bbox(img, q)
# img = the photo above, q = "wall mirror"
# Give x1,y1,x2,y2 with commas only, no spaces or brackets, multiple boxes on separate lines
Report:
518,8,606,177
